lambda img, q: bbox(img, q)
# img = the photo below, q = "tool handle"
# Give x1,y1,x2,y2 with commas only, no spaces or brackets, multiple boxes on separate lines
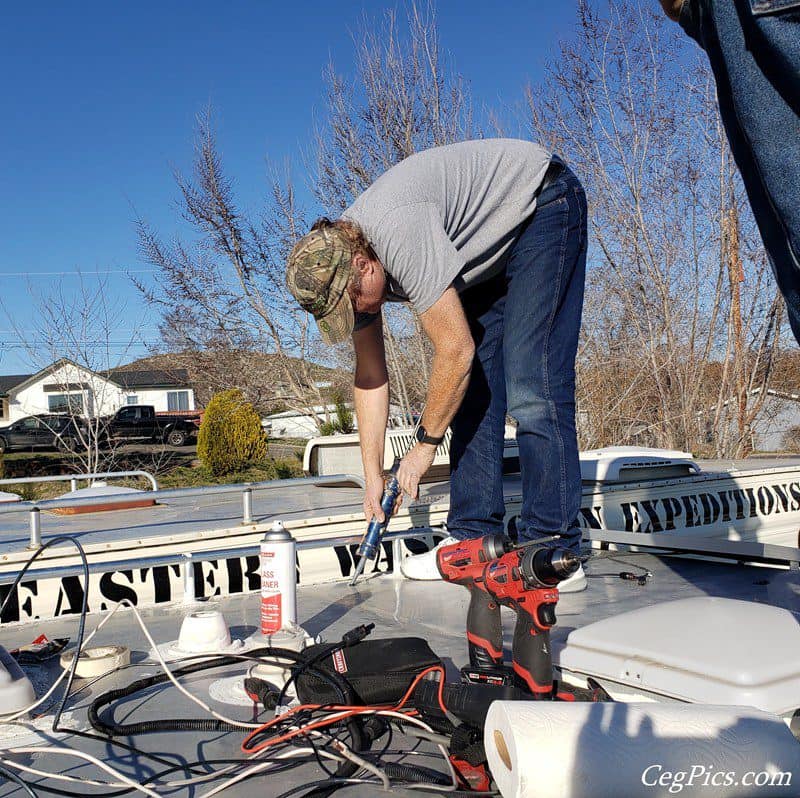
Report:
511,613,553,699
466,588,503,668
355,462,401,561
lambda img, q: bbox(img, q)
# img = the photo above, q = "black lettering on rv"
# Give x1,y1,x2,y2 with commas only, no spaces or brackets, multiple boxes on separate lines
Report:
639,500,663,533
579,506,604,529
773,484,790,513
149,564,180,603
662,497,682,530
729,489,746,520
195,560,221,598
698,493,721,526
790,482,800,511
245,555,260,590
717,490,732,522
744,487,759,518
54,576,85,617
757,486,774,515
99,571,138,610
681,495,700,527
621,502,641,533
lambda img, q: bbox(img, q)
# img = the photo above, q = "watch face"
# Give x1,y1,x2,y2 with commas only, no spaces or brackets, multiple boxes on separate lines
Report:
416,425,426,442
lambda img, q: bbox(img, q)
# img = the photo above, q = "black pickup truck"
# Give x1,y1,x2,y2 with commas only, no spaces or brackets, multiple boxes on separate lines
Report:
101,405,199,447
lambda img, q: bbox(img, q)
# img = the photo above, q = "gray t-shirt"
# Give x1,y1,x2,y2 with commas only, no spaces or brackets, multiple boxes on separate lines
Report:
343,138,552,315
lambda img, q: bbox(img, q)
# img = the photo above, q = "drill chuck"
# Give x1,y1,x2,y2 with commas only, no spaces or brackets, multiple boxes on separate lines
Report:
520,546,580,588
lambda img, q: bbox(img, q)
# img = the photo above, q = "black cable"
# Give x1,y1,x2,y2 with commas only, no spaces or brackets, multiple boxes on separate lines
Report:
87,646,356,736
0,535,89,735
0,764,41,798
277,623,374,709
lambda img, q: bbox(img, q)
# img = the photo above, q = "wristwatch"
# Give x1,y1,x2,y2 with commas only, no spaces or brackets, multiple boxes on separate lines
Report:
415,425,444,447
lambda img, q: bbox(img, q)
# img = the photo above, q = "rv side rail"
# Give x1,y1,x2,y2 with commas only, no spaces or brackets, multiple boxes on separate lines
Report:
582,527,800,569
0,527,436,594
2,526,798,588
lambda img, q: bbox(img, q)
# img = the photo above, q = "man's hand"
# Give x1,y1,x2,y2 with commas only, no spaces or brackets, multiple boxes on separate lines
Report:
363,475,387,522
397,443,437,501
658,0,684,20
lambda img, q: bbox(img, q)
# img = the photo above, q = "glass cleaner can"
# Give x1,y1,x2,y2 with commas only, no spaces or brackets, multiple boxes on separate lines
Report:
260,520,297,633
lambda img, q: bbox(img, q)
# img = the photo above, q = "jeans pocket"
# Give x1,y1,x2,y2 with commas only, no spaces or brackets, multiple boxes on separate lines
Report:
749,0,800,16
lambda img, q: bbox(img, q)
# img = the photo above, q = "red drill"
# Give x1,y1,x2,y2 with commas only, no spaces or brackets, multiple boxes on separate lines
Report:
436,535,511,669
438,535,579,698
478,544,579,698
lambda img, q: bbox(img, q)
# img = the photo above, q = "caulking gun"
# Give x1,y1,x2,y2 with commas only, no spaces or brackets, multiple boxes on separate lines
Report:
349,457,401,586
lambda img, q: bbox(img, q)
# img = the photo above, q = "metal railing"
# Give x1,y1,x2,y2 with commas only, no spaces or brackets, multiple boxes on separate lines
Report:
582,527,800,570
0,525,440,602
0,470,159,494
0,473,364,549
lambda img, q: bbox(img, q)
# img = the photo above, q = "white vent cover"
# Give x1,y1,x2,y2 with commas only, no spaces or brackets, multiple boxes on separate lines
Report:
557,597,800,716
579,446,700,482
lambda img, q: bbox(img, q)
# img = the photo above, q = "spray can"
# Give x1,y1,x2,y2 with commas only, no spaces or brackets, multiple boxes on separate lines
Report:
260,520,297,634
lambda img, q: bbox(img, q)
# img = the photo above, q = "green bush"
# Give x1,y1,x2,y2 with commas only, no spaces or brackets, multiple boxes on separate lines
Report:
334,396,354,434
197,389,268,476
318,395,354,436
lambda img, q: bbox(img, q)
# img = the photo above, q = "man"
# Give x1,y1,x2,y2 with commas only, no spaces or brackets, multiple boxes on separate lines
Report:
286,139,588,590
660,0,800,341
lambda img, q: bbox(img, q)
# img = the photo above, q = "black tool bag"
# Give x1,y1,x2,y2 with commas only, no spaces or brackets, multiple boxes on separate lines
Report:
294,637,442,705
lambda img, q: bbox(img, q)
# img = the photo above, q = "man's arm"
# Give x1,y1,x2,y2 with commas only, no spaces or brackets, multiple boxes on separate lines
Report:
352,315,390,521
396,286,475,499
659,0,683,20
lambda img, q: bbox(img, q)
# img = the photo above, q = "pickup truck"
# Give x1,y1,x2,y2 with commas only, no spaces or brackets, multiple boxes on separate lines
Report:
100,405,199,447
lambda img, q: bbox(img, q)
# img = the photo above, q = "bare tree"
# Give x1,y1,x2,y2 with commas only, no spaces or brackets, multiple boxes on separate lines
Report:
135,115,336,425
1,276,142,474
526,0,783,457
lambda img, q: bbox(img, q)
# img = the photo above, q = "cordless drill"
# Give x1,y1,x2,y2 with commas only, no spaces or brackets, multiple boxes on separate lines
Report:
477,544,579,698
436,534,511,670
438,535,579,698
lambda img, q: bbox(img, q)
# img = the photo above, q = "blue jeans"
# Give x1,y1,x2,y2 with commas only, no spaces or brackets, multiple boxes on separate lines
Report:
447,162,587,552
679,0,800,341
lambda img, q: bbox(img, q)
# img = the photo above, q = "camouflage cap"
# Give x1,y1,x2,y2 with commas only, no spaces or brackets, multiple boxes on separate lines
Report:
286,226,354,345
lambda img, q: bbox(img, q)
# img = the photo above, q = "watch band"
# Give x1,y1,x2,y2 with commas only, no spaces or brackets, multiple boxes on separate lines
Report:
416,424,444,446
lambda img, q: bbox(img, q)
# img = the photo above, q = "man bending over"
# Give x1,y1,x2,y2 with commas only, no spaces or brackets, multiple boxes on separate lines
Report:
286,138,588,590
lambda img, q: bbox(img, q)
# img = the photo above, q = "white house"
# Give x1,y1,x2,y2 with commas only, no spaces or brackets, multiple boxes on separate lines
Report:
0,359,195,424
263,403,408,439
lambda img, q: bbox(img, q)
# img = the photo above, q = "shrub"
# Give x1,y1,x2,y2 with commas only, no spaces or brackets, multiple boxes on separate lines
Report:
334,396,354,434
318,395,355,436
197,389,268,476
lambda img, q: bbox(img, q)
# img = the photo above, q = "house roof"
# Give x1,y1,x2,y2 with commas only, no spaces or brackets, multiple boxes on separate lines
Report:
0,360,191,396
105,369,190,390
0,374,33,394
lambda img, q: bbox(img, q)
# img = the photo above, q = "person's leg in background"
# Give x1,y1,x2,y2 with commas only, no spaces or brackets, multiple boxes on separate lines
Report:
503,164,587,562
675,0,800,340
400,273,508,578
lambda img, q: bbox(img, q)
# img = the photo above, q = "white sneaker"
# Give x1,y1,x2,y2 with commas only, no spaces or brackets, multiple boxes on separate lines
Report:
558,563,587,593
400,536,458,580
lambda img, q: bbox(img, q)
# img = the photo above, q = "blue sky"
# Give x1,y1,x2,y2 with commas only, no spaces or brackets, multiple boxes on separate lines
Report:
0,1,578,374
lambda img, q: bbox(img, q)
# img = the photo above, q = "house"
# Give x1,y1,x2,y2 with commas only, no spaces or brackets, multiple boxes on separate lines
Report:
0,359,195,424
263,403,407,439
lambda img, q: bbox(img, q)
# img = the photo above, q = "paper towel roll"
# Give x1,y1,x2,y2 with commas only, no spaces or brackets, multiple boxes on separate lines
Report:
485,702,799,798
